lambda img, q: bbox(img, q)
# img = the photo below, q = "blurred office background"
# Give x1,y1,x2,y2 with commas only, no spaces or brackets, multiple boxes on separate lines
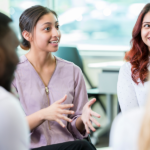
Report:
0,0,149,149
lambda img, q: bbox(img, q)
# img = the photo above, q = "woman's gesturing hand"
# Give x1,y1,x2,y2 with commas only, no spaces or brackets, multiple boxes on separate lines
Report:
42,95,74,128
81,98,101,134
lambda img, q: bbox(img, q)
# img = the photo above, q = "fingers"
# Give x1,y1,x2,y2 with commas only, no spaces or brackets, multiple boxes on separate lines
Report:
91,110,101,118
90,116,100,127
60,104,74,109
57,95,67,104
87,121,96,132
58,114,72,123
59,109,74,115
56,119,65,128
85,123,90,134
87,98,96,107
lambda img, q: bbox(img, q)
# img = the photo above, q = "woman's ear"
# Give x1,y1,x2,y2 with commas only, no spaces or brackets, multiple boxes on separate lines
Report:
22,30,32,42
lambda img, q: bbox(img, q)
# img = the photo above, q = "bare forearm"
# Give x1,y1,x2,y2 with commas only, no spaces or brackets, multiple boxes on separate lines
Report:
76,116,85,133
26,109,45,131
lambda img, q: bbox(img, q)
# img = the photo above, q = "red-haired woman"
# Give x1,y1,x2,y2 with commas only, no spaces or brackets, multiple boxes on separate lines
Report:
110,4,150,150
117,3,150,112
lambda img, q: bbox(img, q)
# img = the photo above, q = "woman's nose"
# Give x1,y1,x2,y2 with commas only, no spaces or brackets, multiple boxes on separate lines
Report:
51,27,60,37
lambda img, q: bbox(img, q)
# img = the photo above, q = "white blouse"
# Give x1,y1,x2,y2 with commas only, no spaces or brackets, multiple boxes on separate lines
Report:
109,108,144,150
117,62,149,112
0,86,30,150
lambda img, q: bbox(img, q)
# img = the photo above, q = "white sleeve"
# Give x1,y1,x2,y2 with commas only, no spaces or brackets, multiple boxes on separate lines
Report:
109,113,133,150
110,109,143,150
0,97,30,150
109,114,127,150
117,62,139,112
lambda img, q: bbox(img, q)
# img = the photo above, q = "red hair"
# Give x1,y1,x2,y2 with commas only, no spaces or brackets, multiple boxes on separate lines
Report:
125,3,150,84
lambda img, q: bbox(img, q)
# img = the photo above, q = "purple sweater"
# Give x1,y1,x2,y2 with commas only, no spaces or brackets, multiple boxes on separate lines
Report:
12,55,88,149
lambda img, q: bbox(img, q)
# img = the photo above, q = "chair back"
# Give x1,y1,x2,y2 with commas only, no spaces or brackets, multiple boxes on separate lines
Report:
54,46,93,88
54,46,84,71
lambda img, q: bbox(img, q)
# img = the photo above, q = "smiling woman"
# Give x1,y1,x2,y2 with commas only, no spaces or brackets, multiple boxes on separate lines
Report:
19,6,58,50
110,4,150,150
29,12,61,52
141,11,150,51
117,3,150,113
11,5,100,150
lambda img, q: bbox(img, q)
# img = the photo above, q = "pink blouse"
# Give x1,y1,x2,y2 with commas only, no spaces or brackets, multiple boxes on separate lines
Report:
12,55,88,149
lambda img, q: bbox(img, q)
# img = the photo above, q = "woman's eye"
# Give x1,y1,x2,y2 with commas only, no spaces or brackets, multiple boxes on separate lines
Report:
56,25,60,29
44,27,50,31
144,24,150,28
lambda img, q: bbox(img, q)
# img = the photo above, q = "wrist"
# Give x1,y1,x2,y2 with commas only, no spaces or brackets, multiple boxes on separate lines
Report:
76,116,85,133
39,108,46,121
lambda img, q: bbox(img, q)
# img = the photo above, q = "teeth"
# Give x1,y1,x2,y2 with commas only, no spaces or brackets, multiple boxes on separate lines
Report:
50,40,58,43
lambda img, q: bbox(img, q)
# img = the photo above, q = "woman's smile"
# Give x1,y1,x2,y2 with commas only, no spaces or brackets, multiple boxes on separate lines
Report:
49,39,59,46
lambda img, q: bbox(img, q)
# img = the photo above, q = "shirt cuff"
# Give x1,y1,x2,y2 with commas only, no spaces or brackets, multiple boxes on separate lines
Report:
69,116,88,140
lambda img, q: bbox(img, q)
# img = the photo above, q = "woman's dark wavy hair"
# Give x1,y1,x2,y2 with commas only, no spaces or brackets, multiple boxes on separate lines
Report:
125,3,150,84
19,5,57,50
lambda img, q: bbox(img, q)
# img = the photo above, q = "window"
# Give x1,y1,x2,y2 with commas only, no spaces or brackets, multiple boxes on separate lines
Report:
9,0,47,40
54,0,149,46
6,0,150,49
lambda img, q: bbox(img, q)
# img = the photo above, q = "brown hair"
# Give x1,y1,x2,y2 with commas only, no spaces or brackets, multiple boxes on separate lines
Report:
124,3,150,84
19,5,58,50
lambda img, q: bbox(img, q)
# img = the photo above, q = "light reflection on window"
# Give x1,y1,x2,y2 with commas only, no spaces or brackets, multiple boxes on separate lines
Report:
10,0,47,40
55,0,148,46
9,0,149,47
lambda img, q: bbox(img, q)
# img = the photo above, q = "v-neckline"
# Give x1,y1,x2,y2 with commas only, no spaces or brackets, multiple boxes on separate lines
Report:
24,55,58,88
